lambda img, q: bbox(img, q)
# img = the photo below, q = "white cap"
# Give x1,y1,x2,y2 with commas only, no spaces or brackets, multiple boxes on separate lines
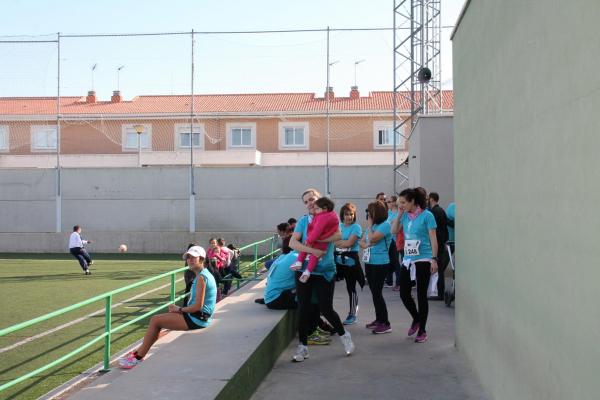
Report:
182,245,206,260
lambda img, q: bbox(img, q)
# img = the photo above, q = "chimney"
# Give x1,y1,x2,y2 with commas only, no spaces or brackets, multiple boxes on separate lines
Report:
324,86,334,101
86,90,96,104
111,90,122,103
350,86,360,99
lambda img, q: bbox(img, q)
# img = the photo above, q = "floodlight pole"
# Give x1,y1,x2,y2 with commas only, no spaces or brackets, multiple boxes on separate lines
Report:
56,32,62,233
325,26,331,196
189,29,196,233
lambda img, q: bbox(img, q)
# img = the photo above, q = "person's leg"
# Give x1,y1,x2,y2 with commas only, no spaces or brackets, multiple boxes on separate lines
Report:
81,248,92,265
367,265,389,325
343,266,358,316
415,261,432,333
394,250,404,288
135,313,189,358
70,248,88,271
399,264,419,323
295,271,314,346
436,246,449,298
386,241,399,286
313,275,345,336
266,289,298,310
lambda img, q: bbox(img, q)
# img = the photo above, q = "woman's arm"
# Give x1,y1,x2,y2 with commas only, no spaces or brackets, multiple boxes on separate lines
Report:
183,275,206,313
429,229,439,274
336,234,359,248
391,211,403,234
290,232,325,257
367,229,385,244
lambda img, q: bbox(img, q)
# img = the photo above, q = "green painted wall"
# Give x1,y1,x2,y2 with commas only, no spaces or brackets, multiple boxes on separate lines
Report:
453,1,600,399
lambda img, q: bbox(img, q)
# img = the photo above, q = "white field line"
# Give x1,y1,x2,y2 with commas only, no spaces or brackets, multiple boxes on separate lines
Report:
0,277,184,355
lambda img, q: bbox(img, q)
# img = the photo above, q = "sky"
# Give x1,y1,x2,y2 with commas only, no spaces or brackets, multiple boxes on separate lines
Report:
0,0,464,99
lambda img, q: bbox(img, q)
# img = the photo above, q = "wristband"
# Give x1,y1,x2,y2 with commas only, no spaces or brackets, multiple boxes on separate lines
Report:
431,257,438,261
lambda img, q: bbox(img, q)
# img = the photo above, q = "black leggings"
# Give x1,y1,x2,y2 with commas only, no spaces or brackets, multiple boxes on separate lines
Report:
365,263,390,324
399,261,431,333
266,289,298,310
337,262,359,316
296,272,345,346
385,241,401,285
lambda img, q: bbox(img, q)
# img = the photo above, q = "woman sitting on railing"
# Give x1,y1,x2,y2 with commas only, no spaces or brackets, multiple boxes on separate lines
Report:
118,246,217,369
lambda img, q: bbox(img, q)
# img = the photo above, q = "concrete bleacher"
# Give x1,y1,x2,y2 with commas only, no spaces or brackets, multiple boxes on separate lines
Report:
68,279,295,400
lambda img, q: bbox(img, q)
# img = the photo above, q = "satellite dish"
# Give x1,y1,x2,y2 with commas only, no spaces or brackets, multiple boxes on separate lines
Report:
417,67,432,83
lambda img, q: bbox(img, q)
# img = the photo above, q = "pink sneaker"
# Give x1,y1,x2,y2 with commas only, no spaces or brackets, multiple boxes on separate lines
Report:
118,352,143,369
365,320,378,329
415,332,428,343
372,322,392,334
407,321,420,336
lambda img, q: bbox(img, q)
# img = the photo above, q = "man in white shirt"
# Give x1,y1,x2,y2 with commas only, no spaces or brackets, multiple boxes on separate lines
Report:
69,225,94,275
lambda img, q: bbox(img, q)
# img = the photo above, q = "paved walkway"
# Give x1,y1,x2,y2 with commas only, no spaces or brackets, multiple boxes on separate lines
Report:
252,280,489,400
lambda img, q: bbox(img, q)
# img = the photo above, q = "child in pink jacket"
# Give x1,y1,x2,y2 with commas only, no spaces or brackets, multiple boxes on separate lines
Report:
291,197,339,283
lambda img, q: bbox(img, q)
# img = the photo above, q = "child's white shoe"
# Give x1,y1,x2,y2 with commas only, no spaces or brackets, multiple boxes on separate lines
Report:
299,270,311,283
290,261,303,271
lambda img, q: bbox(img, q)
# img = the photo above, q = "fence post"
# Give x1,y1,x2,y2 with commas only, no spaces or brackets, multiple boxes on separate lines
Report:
253,242,258,279
170,272,176,303
102,294,112,372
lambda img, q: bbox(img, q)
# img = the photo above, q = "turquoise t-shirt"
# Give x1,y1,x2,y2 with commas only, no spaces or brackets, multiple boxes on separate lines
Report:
264,251,298,304
446,202,455,242
386,210,399,242
401,210,437,262
294,214,336,281
365,221,392,265
335,222,362,266
187,268,217,328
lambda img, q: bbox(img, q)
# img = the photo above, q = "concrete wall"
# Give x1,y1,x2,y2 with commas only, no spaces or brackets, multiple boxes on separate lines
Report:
0,165,402,252
409,115,454,206
453,1,600,399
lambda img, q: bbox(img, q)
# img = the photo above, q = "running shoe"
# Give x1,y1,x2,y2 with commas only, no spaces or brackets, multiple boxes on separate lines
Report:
307,331,331,345
393,285,400,291
415,332,428,343
315,326,332,337
407,321,420,336
290,261,303,271
340,331,355,356
384,282,394,288
372,322,392,334
292,344,309,362
84,269,91,275
365,320,378,329
343,314,357,325
118,352,142,369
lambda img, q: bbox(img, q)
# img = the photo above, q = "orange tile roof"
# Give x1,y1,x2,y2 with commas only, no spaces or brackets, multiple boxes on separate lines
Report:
0,90,453,116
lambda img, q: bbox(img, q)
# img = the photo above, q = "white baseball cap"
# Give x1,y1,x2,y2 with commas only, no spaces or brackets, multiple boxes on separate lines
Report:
183,245,206,260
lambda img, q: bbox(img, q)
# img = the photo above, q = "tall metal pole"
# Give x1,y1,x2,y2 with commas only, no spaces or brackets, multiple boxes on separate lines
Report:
392,3,397,193
55,32,61,233
325,26,331,196
189,29,196,233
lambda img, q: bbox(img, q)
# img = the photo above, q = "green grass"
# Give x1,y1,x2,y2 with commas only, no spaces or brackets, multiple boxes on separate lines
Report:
0,253,264,400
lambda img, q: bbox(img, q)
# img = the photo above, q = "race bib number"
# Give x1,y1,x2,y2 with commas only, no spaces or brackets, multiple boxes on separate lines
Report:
404,240,421,257
362,247,371,262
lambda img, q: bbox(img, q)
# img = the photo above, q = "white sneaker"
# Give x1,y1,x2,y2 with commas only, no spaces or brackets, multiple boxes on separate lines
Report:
292,344,309,362
340,331,355,356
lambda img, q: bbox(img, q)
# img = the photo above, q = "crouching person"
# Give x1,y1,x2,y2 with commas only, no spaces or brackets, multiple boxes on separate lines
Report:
118,246,217,369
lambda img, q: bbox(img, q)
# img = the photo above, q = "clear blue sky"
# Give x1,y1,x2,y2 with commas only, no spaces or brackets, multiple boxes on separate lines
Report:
0,0,463,99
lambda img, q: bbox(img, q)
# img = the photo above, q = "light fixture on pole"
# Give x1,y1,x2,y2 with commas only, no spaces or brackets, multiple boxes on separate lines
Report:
133,124,144,167
354,59,365,87
117,65,125,91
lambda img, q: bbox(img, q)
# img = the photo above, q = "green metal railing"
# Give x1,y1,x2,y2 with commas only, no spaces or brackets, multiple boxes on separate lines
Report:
0,235,279,393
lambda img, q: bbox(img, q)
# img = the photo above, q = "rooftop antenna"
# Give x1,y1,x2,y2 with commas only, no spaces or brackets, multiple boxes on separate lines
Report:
91,63,98,91
117,65,125,91
354,59,365,87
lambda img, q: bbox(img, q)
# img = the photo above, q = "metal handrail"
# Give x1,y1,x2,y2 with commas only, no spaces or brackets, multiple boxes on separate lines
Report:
0,235,279,393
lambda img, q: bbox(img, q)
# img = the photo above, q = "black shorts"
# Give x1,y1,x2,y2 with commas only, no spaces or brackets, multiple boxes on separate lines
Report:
182,313,204,330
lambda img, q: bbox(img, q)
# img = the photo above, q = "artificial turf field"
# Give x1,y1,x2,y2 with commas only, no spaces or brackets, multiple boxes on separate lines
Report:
0,253,255,400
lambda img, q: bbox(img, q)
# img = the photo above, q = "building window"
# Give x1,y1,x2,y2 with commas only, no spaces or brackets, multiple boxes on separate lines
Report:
0,126,8,151
279,122,309,150
122,124,152,151
226,123,256,149
175,123,204,149
31,125,57,151
373,121,404,149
